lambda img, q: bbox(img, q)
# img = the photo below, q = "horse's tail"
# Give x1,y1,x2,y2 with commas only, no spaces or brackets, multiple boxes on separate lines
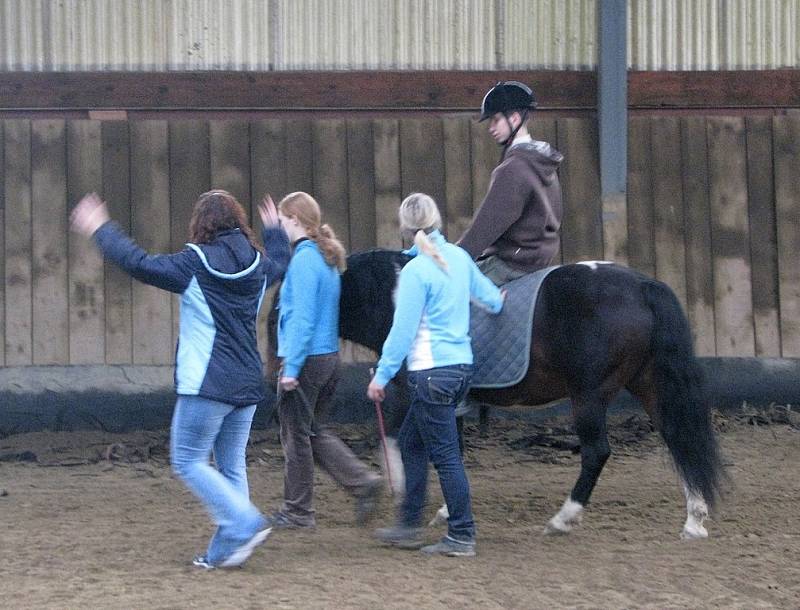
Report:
642,280,724,509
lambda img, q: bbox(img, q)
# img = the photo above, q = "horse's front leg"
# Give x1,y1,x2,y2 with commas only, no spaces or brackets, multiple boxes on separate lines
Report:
544,397,611,535
681,483,709,539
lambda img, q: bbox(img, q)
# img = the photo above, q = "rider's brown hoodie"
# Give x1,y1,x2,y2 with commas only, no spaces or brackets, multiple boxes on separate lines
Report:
458,140,563,273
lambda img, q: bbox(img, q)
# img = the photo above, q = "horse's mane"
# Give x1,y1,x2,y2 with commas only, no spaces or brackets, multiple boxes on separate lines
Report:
340,249,411,352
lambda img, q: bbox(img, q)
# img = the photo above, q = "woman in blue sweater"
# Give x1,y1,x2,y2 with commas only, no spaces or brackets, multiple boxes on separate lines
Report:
272,191,382,529
71,190,289,569
369,193,504,557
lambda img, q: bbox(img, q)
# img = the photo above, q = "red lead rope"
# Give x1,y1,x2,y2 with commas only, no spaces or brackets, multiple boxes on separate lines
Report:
370,368,394,496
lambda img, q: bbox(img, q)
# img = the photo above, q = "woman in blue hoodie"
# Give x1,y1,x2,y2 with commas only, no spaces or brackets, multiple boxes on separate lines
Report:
369,193,504,557
70,189,290,569
272,191,382,530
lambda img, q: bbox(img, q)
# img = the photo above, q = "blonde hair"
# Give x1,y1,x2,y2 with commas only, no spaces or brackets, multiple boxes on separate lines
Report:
278,191,346,271
398,193,448,272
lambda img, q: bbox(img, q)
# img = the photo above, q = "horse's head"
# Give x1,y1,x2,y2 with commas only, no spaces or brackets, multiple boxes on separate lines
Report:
340,249,411,353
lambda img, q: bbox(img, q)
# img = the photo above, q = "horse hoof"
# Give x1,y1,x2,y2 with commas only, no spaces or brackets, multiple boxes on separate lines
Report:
542,521,571,536
428,506,449,527
680,525,708,540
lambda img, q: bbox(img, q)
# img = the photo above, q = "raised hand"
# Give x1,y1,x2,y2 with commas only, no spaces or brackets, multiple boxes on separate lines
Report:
70,192,110,236
258,193,280,228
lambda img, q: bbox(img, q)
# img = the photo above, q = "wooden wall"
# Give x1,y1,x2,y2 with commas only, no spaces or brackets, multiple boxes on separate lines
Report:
1,114,799,368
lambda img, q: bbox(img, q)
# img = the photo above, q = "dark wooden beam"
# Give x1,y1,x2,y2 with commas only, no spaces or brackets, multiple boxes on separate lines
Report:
2,70,798,113
0,70,595,111
629,70,800,109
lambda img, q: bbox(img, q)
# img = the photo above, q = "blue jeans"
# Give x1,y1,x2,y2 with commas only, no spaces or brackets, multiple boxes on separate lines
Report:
398,364,475,541
170,395,265,562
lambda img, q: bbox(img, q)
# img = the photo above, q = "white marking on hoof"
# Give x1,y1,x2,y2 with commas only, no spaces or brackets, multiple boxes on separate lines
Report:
428,504,449,527
382,437,405,504
543,498,583,535
680,491,709,540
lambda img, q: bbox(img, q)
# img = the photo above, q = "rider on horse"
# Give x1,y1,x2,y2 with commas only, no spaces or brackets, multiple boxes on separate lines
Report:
457,81,565,286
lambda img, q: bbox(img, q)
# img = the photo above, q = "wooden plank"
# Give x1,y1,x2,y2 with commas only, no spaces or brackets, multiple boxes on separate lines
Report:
250,119,287,363
530,116,557,149
706,117,755,356
626,117,655,276
773,115,800,356
629,70,800,110
373,119,402,249
556,117,602,263
67,120,105,364
529,117,562,262
346,119,376,253
680,117,716,356
442,117,472,242
285,119,314,195
745,116,781,357
1,70,597,110
400,118,446,231
468,120,499,250
130,121,173,364
210,120,251,212
102,121,133,364
8,70,800,113
31,119,69,364
312,119,350,250
250,119,287,219
169,120,210,351
0,122,4,365
3,120,32,365
650,117,687,308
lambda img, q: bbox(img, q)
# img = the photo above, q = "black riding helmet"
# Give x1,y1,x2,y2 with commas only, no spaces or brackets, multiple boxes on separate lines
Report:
479,81,537,122
479,81,538,157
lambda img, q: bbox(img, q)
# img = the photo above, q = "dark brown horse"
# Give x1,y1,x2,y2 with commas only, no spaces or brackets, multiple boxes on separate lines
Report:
268,249,725,539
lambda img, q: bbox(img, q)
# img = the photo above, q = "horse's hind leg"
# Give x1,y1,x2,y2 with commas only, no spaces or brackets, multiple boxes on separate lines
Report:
544,394,611,535
628,374,710,539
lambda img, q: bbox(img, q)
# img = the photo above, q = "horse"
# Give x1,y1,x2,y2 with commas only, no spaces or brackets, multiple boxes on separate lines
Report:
267,249,725,540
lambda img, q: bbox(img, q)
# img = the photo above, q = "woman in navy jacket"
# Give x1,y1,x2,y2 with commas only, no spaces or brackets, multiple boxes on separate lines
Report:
71,189,290,569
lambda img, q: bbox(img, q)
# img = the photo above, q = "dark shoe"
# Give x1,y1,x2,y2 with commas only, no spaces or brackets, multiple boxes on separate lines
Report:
270,511,315,530
355,478,383,526
375,525,425,549
420,535,476,557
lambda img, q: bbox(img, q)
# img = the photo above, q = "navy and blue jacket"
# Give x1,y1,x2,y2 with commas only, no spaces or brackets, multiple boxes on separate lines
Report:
94,222,290,406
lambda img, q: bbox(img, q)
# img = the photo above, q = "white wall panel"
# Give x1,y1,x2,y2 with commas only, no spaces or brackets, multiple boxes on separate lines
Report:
629,0,799,69
1,0,798,72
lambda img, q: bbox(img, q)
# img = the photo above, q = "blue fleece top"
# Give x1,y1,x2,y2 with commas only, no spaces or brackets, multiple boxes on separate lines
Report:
93,222,290,406
374,230,503,387
277,239,341,378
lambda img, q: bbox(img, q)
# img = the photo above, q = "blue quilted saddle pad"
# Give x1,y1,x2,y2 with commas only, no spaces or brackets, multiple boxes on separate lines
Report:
469,266,558,388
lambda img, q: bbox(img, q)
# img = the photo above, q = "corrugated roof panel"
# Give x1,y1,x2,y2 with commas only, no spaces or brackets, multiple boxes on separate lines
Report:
629,0,799,70
1,0,798,72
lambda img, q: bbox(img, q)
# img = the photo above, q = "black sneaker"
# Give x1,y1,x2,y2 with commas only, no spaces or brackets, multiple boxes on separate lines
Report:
374,525,425,549
354,478,383,526
420,535,476,557
270,511,316,530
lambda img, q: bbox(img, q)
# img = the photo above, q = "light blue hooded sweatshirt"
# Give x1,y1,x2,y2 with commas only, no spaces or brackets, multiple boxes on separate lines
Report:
374,230,503,387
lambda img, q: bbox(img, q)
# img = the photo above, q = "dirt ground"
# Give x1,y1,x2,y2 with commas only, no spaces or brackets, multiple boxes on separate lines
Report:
1,409,799,610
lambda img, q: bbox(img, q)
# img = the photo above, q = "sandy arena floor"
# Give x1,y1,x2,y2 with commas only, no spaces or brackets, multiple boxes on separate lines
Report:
1,410,798,609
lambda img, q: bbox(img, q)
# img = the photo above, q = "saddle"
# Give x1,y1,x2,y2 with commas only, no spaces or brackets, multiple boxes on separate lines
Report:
469,266,558,389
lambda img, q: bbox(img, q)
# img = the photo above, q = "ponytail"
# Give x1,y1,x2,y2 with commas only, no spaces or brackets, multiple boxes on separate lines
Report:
313,224,347,272
413,230,448,273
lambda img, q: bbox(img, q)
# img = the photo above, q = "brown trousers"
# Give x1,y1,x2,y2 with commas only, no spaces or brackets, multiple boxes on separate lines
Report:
278,353,378,526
